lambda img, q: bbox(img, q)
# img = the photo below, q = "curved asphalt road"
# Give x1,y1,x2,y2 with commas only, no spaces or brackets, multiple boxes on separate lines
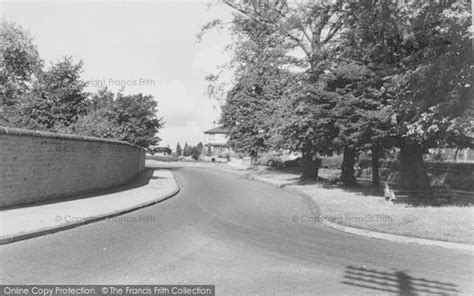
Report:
0,166,473,295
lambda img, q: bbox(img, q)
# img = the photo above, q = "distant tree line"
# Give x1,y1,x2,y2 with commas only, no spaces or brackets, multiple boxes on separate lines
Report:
201,0,473,190
0,21,163,148
175,142,204,160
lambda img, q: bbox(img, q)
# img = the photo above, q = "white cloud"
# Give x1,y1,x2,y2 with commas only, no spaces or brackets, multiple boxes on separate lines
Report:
154,79,220,147
155,29,231,148
192,43,231,78
155,80,199,127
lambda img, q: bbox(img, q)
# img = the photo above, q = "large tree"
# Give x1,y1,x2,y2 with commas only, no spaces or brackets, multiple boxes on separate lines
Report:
109,93,163,148
68,88,121,138
198,9,294,159
219,14,291,161
383,1,472,190
206,0,473,188
333,0,411,187
324,60,386,187
0,21,42,125
274,74,338,179
338,0,473,191
17,57,88,130
221,0,346,180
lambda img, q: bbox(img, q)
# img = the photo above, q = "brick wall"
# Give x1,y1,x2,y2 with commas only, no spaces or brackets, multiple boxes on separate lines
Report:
0,127,146,207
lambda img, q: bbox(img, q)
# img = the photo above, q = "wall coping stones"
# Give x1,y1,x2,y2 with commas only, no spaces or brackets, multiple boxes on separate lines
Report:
0,126,145,151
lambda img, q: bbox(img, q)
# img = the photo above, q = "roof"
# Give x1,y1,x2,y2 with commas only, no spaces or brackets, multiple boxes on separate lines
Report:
203,126,230,134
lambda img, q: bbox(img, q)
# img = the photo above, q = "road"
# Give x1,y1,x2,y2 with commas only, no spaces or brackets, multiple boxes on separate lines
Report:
1,166,473,295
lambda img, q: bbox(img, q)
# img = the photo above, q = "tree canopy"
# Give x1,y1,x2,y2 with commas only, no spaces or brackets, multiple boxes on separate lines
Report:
0,21,164,149
202,0,473,190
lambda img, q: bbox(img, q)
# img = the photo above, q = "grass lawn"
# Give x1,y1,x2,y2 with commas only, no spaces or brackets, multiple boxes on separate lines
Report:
292,184,474,244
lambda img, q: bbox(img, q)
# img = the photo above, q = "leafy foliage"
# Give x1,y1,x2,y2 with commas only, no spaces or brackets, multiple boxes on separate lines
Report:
18,57,88,130
324,59,387,150
0,21,164,149
384,1,473,148
110,93,163,148
274,75,338,156
0,21,42,108
59,89,163,148
183,142,190,157
176,142,183,157
205,0,473,188
219,12,292,159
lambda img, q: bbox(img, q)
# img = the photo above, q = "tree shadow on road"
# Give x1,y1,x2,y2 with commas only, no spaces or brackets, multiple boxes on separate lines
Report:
341,265,460,295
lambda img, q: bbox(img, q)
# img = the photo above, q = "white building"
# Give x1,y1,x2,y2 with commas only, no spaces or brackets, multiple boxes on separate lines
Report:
203,126,231,158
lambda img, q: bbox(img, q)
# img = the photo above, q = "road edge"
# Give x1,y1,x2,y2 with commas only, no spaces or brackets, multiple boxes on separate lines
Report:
317,216,474,252
215,167,474,252
0,171,180,245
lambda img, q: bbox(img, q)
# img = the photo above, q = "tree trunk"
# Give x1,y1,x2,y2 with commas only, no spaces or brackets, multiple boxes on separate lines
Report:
454,148,459,162
301,150,318,181
250,149,258,165
341,146,357,186
397,142,430,190
371,144,380,188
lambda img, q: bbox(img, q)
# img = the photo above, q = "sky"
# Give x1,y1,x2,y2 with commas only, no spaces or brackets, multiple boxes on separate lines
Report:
1,0,234,148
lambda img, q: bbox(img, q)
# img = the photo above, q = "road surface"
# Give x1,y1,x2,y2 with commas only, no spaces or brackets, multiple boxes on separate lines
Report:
1,166,473,295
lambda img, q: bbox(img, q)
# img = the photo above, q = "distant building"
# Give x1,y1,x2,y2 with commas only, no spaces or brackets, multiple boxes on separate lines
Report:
149,146,172,156
203,126,230,158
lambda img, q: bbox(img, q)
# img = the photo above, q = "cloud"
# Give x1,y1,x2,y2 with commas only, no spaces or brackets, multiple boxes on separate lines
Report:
160,120,204,148
192,43,230,78
155,80,199,127
154,79,220,147
155,32,231,147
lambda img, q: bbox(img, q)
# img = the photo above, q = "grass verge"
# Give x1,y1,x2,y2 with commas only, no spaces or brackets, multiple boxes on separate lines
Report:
226,164,474,244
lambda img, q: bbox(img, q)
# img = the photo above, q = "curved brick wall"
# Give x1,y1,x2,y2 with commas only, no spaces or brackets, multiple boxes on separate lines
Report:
0,127,146,207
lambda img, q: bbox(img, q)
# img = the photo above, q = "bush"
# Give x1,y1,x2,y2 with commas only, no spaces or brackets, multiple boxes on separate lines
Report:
321,156,343,169
191,147,200,160
283,157,301,168
268,159,285,169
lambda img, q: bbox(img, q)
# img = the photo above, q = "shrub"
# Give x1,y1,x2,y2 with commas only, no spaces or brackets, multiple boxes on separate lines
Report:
321,156,343,169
